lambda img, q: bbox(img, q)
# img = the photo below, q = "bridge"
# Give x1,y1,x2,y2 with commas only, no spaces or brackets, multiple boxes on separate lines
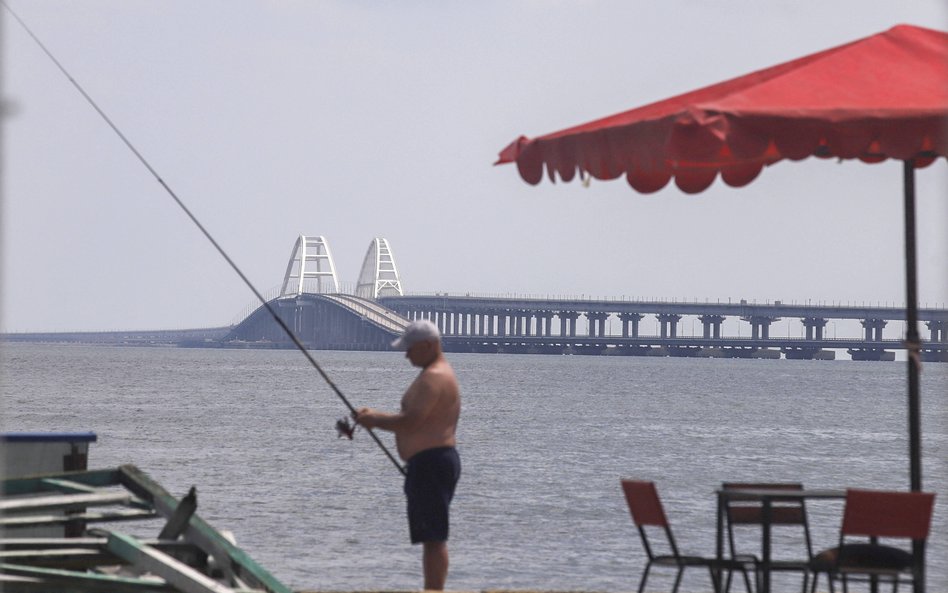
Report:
222,236,948,361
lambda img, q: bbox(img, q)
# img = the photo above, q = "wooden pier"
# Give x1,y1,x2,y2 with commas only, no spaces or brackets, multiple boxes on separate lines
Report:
1,464,292,593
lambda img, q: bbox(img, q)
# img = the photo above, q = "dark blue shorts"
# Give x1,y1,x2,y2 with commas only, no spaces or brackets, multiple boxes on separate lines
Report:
404,446,461,544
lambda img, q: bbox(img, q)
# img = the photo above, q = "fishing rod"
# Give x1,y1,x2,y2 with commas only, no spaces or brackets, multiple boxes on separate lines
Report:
4,2,406,477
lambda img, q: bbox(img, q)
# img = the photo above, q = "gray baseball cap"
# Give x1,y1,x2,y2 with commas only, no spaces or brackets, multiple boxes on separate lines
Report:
391,320,441,350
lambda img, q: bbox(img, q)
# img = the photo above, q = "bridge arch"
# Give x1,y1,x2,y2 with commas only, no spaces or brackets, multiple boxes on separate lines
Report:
355,238,403,299
280,235,339,297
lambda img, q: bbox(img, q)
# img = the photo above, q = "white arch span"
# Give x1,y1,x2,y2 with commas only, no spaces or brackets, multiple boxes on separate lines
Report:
280,235,339,297
355,238,403,300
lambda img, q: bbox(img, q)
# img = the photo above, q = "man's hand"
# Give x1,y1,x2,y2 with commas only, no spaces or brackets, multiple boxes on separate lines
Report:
354,407,378,429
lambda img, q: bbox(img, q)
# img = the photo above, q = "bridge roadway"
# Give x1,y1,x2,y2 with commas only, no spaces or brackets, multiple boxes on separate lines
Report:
225,293,948,361
378,295,948,324
320,294,409,334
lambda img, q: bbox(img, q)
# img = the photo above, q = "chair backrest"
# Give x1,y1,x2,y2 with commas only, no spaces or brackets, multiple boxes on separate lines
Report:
722,482,806,525
622,479,670,528
722,482,812,559
621,479,681,560
841,489,935,540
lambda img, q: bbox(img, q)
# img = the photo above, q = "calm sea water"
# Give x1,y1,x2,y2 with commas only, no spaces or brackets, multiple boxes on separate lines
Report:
1,343,946,592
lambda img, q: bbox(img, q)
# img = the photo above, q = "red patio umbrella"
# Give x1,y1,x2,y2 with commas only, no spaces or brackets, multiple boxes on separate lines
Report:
497,23,947,495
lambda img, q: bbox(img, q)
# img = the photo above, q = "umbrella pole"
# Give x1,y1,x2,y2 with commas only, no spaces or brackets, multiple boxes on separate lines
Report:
902,159,922,494
903,160,926,593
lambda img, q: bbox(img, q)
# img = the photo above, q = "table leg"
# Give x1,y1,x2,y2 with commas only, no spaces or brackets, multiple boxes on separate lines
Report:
715,492,725,593
912,540,925,593
761,499,772,593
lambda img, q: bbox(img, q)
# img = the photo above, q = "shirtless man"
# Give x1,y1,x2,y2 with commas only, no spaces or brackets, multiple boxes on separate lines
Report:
355,320,461,591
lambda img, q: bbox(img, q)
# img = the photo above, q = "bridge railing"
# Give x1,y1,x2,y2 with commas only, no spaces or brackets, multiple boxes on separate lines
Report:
397,291,940,310
319,295,409,333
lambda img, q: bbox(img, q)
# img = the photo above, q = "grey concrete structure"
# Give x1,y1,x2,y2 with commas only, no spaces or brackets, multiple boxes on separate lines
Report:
214,294,948,361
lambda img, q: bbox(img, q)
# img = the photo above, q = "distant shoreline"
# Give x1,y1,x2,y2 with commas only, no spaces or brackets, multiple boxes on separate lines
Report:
4,329,941,363
1,327,231,347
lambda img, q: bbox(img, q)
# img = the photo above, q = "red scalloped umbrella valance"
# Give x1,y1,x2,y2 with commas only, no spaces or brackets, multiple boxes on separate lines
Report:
497,24,948,194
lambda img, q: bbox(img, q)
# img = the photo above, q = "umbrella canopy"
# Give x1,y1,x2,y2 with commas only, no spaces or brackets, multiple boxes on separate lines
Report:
497,23,948,504
497,24,948,194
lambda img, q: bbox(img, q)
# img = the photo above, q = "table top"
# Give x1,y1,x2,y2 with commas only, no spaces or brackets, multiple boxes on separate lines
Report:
716,487,847,499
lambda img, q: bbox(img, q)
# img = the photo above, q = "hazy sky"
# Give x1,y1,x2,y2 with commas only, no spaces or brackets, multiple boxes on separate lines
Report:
3,1,946,332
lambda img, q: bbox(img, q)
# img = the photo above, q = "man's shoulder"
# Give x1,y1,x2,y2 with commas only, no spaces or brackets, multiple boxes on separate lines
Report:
423,359,457,382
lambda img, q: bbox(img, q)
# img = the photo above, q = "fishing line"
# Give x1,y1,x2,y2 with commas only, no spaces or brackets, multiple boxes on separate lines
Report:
4,2,406,476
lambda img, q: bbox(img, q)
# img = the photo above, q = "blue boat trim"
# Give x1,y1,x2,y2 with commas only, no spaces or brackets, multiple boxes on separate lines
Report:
1,432,97,443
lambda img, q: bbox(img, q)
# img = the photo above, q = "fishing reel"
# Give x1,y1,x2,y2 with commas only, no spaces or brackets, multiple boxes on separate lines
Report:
335,417,357,440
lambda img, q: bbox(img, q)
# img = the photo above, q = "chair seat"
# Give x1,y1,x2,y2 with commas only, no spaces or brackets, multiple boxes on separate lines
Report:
733,554,809,570
807,490,935,593
653,555,715,567
762,560,812,575
652,555,752,570
810,543,913,573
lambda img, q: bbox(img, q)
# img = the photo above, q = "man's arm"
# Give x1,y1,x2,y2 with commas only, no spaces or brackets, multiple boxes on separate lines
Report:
355,375,439,433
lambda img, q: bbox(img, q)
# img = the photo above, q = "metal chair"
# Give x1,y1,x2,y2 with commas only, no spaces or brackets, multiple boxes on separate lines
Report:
809,489,935,593
722,482,814,593
621,479,753,593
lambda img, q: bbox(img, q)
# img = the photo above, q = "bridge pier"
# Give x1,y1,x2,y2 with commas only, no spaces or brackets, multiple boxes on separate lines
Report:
520,312,530,336
538,312,555,337
657,313,681,338
586,311,609,338
515,311,532,337
558,311,580,337
497,314,508,337
801,317,829,340
783,346,836,360
921,320,948,362
742,315,778,339
699,314,725,339
848,348,896,361
449,312,459,335
926,320,947,343
848,319,891,360
618,313,644,338
861,318,888,341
